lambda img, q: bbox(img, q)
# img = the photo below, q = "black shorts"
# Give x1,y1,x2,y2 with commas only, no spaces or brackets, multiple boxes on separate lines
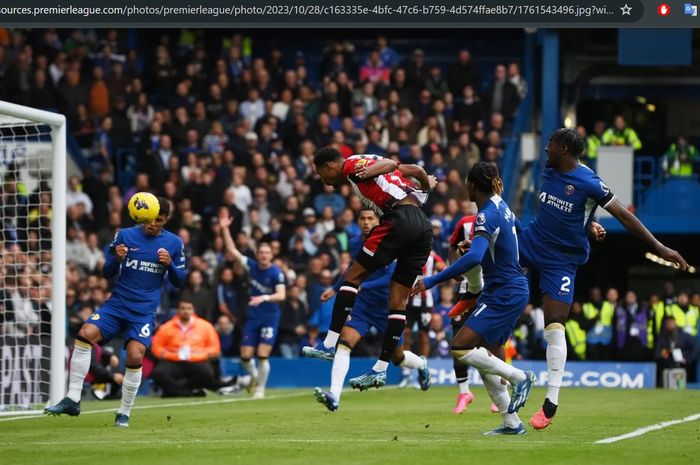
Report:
356,204,433,288
406,303,432,332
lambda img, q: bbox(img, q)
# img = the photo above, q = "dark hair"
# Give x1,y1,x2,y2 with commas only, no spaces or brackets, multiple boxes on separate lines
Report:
358,206,379,217
313,147,343,167
157,196,171,219
550,128,585,158
466,162,504,195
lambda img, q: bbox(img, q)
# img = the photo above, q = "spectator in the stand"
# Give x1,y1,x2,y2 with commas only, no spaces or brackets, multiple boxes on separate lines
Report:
565,302,591,361
375,35,400,69
668,291,699,337
179,269,215,321
425,66,448,100
313,183,345,216
66,176,94,215
454,84,482,128
614,291,652,361
404,48,429,91
359,49,390,85
277,285,308,358
89,66,109,118
507,62,527,99
484,64,520,121
663,135,698,177
602,115,642,151
583,287,615,360
655,316,696,387
216,266,238,323
151,300,234,397
446,49,481,97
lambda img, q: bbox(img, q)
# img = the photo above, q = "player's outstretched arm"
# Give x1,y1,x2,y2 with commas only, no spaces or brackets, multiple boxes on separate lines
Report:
398,164,437,191
355,158,398,179
412,236,489,295
606,199,689,270
219,211,243,263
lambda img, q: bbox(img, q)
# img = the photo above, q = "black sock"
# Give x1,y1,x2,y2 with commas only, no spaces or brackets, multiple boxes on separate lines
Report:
543,398,558,418
329,282,358,335
379,310,406,363
454,359,469,384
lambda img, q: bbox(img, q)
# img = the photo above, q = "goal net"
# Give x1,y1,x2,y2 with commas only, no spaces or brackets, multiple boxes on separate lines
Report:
0,101,66,414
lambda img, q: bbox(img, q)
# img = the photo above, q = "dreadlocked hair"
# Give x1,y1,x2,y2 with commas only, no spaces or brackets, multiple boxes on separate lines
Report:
466,162,504,195
550,127,585,158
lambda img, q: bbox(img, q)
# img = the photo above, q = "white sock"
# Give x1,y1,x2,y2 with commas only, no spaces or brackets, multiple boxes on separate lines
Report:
372,360,389,372
256,359,270,394
324,331,339,349
544,323,567,405
330,346,351,400
458,381,470,394
482,372,520,428
118,367,142,416
241,359,258,379
465,266,484,294
66,341,92,402
454,347,526,385
400,351,425,370
401,366,411,378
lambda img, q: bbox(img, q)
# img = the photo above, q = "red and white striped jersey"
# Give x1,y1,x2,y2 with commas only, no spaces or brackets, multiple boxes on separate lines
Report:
449,215,477,294
342,154,428,216
411,251,445,308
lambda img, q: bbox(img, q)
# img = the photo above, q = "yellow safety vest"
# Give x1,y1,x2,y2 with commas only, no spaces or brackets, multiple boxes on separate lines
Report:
582,301,614,344
670,304,699,337
565,319,587,360
586,135,602,160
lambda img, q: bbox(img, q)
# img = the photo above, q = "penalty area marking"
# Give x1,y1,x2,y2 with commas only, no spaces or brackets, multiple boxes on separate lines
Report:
595,412,700,444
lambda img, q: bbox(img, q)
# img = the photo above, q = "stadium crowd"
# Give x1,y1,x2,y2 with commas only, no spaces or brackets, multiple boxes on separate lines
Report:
0,28,697,390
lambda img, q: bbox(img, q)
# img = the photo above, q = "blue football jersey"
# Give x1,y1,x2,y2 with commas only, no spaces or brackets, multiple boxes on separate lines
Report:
241,256,285,315
103,226,187,315
473,196,529,298
522,164,615,265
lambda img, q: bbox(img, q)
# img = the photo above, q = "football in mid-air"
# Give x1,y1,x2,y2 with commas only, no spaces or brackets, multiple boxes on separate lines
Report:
127,192,160,223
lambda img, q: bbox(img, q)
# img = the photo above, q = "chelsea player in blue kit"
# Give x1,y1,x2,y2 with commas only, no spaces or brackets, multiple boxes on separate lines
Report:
413,163,537,435
521,129,688,429
310,208,431,411
45,197,187,427
219,211,286,399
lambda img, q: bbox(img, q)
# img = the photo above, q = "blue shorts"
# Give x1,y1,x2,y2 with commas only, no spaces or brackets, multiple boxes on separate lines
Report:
344,304,404,345
465,293,529,346
242,311,280,347
86,302,155,348
519,236,577,305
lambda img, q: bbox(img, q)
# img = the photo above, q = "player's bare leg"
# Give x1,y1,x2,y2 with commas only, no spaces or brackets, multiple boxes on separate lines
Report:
530,295,569,430
115,339,146,427
45,323,103,417
253,344,273,399
349,281,411,390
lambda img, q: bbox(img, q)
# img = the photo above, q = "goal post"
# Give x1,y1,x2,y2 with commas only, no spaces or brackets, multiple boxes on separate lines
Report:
0,100,66,412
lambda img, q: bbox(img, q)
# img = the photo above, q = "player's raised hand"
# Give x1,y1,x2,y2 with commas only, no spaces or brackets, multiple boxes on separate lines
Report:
218,210,232,229
114,244,128,261
320,288,336,302
427,175,438,190
249,295,267,307
157,248,171,266
657,245,689,271
410,277,427,297
589,221,606,242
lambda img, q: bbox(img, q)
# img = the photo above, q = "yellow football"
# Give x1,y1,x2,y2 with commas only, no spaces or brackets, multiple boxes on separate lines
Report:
127,192,160,223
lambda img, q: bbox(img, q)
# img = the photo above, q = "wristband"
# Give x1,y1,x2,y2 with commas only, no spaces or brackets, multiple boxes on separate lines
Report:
263,295,270,302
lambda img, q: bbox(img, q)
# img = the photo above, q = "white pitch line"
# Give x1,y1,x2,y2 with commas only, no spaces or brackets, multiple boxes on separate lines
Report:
595,412,700,444
0,391,309,423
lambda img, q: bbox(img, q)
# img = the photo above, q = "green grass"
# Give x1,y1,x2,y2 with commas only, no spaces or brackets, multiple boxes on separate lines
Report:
1,387,699,465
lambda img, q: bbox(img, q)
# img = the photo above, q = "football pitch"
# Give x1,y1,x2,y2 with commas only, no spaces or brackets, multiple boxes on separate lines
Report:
2,387,699,465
